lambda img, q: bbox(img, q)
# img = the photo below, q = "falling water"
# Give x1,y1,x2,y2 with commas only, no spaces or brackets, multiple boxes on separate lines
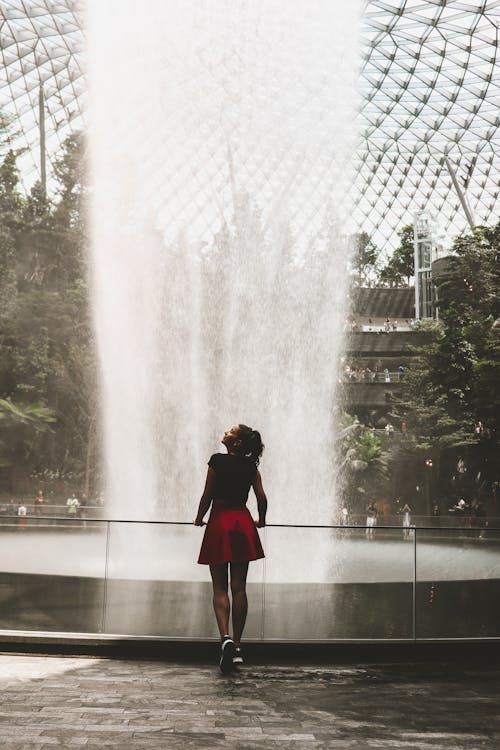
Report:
87,1,360,525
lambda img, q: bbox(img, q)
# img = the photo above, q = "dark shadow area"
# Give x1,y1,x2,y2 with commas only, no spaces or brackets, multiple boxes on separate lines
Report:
1,571,499,641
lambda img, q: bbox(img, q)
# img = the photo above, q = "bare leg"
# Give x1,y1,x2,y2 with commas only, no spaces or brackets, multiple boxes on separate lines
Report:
209,563,230,639
230,561,249,645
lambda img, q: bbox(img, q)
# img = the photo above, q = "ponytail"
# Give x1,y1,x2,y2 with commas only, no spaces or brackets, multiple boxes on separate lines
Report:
236,424,264,466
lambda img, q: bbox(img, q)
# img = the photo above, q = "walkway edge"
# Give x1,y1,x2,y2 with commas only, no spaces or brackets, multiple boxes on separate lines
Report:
0,634,498,663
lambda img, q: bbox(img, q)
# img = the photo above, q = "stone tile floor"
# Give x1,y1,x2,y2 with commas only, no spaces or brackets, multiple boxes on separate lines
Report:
0,652,498,749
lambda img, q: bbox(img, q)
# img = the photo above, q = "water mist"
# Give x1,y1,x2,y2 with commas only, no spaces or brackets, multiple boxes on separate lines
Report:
87,1,360,534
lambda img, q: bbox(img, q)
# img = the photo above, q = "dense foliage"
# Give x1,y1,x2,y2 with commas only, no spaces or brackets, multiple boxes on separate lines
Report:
349,224,415,289
342,222,500,514
0,129,98,498
349,231,379,287
378,224,414,288
398,225,499,433
346,223,500,513
396,224,500,496
338,413,389,503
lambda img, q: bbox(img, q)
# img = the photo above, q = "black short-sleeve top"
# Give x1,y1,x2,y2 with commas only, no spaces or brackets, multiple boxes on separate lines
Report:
208,453,257,508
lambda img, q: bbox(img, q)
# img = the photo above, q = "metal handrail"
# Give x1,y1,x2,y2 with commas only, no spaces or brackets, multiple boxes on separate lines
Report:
0,516,497,530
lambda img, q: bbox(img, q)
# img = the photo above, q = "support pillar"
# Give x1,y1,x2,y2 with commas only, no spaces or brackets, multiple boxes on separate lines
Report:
39,84,46,194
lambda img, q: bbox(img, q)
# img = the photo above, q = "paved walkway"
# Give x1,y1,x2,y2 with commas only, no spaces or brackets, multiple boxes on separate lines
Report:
0,652,499,749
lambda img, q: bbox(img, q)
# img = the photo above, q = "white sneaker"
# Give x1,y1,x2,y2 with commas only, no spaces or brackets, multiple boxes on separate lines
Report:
219,637,235,674
233,646,244,666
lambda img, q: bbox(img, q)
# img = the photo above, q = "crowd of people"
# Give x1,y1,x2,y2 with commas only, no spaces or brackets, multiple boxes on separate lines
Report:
0,491,104,527
348,318,422,333
447,498,488,537
343,364,405,383
337,497,489,538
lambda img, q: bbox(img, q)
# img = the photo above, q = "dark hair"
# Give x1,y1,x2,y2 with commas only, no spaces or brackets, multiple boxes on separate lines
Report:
235,424,264,466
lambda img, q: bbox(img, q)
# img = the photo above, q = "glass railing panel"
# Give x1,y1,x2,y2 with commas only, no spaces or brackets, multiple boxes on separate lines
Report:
262,525,414,640
3,514,499,642
415,526,500,639
103,521,265,639
0,515,107,633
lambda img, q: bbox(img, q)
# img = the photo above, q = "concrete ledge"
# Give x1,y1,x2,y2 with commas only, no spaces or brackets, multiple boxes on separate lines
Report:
0,633,499,664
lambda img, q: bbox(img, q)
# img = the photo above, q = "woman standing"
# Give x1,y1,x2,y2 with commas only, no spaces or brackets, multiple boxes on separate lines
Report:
194,424,267,673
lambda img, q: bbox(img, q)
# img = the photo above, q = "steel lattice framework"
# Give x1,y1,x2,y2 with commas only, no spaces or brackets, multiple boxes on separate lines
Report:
0,0,498,248
357,0,500,245
0,1,85,187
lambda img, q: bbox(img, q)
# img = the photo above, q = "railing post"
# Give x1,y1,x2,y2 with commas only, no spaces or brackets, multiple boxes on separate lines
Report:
100,520,111,634
261,526,267,641
413,526,417,641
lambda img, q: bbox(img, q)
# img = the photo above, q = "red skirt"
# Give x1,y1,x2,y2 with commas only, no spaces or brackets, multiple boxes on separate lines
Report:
198,502,265,565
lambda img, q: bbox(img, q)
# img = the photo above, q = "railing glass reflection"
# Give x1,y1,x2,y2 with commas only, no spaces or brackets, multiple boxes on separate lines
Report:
414,526,500,639
0,516,107,633
262,526,414,640
103,521,265,638
0,518,498,640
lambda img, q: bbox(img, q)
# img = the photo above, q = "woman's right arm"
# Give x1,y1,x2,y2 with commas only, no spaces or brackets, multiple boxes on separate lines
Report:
194,468,216,525
252,469,268,527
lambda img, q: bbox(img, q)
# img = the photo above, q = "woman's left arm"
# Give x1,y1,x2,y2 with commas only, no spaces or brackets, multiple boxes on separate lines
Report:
194,468,216,525
252,470,268,527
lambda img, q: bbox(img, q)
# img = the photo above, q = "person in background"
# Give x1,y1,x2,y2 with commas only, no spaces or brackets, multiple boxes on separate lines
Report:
17,503,27,529
473,500,487,539
34,490,45,516
401,503,412,539
365,500,377,538
66,493,80,517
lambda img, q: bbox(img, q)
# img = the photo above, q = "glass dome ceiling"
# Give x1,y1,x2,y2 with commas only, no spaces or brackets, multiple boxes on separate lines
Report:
0,0,498,248
357,0,500,245
0,1,85,187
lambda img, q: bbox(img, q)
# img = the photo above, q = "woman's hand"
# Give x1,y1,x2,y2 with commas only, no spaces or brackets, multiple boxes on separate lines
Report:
194,472,215,527
254,518,266,528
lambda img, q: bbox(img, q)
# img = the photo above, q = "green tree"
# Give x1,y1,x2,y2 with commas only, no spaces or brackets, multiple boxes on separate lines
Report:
379,224,414,287
0,127,98,495
23,180,52,224
0,225,17,320
438,223,500,439
53,132,85,228
0,399,55,468
392,222,500,499
392,324,475,454
0,149,23,231
349,231,379,287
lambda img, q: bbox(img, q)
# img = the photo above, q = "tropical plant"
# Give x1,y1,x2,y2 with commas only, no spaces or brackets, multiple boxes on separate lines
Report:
338,413,389,509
